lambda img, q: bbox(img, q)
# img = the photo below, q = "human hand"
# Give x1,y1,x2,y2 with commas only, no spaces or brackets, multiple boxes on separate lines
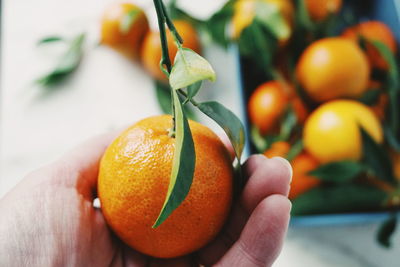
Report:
0,133,292,267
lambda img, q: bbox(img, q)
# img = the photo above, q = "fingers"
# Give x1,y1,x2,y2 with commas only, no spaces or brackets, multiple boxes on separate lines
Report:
216,195,291,267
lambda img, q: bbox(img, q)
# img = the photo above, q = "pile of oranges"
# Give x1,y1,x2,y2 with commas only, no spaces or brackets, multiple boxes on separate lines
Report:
242,0,399,202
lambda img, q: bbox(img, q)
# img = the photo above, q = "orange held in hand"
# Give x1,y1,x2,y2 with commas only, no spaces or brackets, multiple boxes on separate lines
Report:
98,115,233,258
303,100,383,163
141,20,201,82
296,37,370,103
101,2,149,58
342,21,397,70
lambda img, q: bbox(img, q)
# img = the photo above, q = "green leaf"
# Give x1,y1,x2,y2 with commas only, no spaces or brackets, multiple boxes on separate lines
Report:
279,106,297,141
154,81,172,114
286,140,303,161
205,0,235,48
197,101,245,159
384,123,400,152
251,126,269,153
119,9,140,34
377,214,397,248
292,184,387,215
359,89,381,106
37,36,64,45
169,48,216,90
296,0,314,31
360,127,397,185
185,81,202,101
309,161,365,183
36,33,85,87
255,1,291,41
153,90,196,228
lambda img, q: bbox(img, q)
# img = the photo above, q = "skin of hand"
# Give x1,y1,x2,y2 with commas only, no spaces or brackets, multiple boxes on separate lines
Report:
0,133,292,267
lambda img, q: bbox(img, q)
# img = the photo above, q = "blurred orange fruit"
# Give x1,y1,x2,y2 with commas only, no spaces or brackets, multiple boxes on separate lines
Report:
303,100,383,163
264,141,291,158
232,0,294,43
304,0,342,21
98,115,233,258
141,20,201,82
292,96,309,124
289,152,320,199
371,92,388,121
391,152,400,181
342,21,397,70
248,81,290,135
101,2,149,58
296,37,370,102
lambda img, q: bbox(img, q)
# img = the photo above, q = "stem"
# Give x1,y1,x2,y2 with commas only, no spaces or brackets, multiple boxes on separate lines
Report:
153,0,172,73
161,1,183,45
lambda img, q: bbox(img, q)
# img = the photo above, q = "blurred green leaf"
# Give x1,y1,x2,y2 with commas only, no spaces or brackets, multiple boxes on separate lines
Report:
286,139,303,161
296,0,314,31
153,90,195,228
155,81,172,114
377,214,397,248
279,106,297,141
255,1,290,41
359,89,381,106
205,0,235,48
170,48,216,90
384,123,400,152
309,161,365,183
120,9,140,34
36,33,85,87
37,36,64,45
292,184,387,215
361,127,397,185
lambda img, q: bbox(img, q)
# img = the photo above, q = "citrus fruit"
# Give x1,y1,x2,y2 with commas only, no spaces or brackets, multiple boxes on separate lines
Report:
296,37,370,102
304,0,342,21
303,100,383,163
231,0,294,43
98,115,233,258
264,141,291,158
141,20,201,82
292,96,309,124
391,152,400,181
289,152,320,199
342,21,397,70
248,81,290,135
101,2,149,58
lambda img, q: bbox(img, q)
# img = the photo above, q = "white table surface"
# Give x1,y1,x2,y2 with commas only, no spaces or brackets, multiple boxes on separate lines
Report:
1,0,399,266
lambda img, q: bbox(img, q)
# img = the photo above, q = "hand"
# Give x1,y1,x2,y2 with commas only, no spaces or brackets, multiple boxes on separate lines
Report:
0,133,292,267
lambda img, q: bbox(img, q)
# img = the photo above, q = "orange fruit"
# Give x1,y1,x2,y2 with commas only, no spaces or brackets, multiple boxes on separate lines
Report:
303,100,383,163
342,21,397,70
289,152,320,199
370,91,388,121
264,141,291,158
98,115,233,258
391,152,400,181
231,0,294,43
304,0,342,21
292,96,309,124
296,37,370,102
101,2,149,58
141,20,201,82
248,81,290,135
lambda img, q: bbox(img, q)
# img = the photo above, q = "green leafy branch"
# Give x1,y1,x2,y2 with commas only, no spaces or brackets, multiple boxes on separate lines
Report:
152,0,245,228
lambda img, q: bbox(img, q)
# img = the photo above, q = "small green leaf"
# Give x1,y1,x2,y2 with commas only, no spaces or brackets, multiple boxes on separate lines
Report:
197,101,245,159
360,127,397,185
286,140,303,161
292,184,387,215
279,106,297,141
36,33,85,87
154,81,172,114
205,0,235,48
309,161,365,183
186,81,202,101
153,90,196,228
384,123,400,152
296,0,314,31
37,36,64,45
359,89,381,106
251,126,269,153
120,9,140,34
255,1,290,41
169,48,216,90
377,214,397,248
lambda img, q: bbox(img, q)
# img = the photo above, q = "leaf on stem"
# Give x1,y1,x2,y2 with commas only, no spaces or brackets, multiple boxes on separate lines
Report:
120,9,140,34
155,81,172,114
309,161,365,183
286,139,303,161
36,33,86,87
279,106,297,141
37,36,64,45
153,90,196,228
197,101,245,159
169,47,216,90
377,214,397,248
186,81,202,102
360,127,397,185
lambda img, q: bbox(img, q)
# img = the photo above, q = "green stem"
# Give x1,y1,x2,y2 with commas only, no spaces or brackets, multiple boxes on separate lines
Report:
160,0,183,45
153,0,172,73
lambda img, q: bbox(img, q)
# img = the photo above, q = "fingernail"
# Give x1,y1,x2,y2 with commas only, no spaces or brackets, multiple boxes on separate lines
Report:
272,157,293,183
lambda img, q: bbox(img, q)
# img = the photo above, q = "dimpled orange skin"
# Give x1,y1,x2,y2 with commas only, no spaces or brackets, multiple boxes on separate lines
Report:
101,2,149,58
303,100,383,164
342,21,397,70
98,115,233,258
296,38,370,102
248,81,289,135
141,21,201,82
305,0,342,21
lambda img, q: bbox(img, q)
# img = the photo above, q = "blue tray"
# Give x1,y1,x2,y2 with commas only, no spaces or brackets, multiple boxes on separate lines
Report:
236,0,400,226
